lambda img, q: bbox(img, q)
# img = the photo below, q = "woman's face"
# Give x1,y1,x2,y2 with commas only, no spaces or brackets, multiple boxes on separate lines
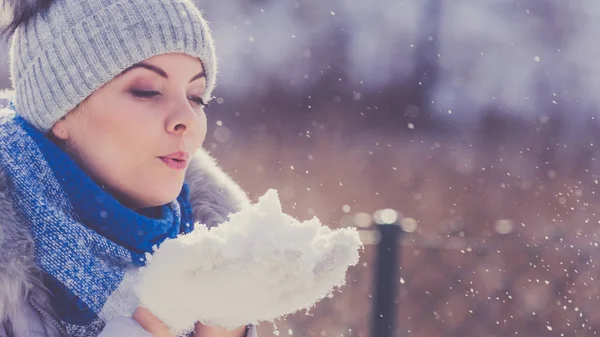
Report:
52,53,208,209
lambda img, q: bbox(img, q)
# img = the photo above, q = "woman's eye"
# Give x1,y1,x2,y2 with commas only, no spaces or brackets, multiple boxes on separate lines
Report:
130,90,207,107
131,90,161,99
188,95,208,107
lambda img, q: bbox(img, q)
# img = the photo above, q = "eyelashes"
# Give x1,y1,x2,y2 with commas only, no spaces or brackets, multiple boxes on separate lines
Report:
188,95,208,107
130,89,160,99
130,90,208,107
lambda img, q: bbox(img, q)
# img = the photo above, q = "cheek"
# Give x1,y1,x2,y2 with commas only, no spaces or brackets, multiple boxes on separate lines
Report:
72,100,160,174
90,100,158,143
197,112,208,145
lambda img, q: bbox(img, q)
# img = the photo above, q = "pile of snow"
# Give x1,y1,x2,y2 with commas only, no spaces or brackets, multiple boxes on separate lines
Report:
135,189,363,335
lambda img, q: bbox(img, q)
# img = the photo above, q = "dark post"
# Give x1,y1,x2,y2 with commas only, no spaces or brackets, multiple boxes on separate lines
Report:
371,210,403,337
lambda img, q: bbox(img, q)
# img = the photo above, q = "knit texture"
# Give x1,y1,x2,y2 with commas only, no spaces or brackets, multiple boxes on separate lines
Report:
0,108,195,336
9,0,217,132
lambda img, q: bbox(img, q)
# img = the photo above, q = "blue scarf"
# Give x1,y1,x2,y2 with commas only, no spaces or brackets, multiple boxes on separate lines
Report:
0,111,195,335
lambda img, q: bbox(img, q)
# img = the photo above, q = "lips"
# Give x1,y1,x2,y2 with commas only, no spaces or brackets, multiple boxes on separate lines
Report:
159,151,189,170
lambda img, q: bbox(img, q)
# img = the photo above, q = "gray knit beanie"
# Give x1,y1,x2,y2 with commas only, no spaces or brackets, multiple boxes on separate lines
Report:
8,0,217,132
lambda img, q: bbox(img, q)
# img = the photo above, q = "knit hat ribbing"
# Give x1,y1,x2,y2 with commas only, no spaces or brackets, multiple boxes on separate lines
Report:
9,0,217,132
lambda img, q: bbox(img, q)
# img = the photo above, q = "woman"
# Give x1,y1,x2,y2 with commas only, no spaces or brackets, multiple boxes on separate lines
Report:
0,0,256,336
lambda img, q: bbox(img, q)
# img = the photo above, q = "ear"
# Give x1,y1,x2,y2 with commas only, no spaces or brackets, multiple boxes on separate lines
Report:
51,116,69,141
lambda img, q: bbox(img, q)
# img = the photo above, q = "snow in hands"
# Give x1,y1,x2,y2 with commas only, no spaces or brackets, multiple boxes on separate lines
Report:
135,189,363,335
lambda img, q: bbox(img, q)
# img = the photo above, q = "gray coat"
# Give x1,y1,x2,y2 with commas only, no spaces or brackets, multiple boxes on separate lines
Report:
0,148,258,337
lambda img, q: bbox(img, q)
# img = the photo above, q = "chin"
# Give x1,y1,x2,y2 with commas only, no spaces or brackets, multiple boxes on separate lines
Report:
139,195,176,209
154,183,185,205
128,179,184,208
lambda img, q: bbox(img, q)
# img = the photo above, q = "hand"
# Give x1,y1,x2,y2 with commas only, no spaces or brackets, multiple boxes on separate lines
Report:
132,307,175,337
194,322,247,337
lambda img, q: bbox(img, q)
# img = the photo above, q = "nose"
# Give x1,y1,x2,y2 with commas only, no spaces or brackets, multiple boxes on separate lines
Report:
166,100,203,136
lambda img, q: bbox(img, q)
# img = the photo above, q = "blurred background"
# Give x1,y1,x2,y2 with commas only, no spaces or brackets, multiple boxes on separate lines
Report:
2,0,600,336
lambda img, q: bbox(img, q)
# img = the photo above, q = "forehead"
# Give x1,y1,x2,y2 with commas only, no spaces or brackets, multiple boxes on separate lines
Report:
144,53,205,72
119,53,206,84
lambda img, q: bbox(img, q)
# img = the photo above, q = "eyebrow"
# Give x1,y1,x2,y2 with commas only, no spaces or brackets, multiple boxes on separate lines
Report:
120,63,206,83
